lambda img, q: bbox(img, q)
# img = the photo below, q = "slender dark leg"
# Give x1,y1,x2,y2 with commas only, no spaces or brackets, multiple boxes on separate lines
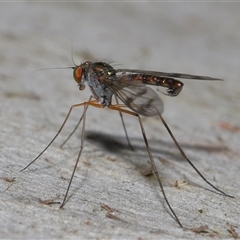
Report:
59,96,93,148
60,95,134,151
158,113,234,198
115,96,134,151
20,99,99,172
58,100,106,208
108,104,183,228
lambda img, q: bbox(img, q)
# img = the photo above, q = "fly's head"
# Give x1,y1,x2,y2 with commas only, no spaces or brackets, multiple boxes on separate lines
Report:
73,61,92,91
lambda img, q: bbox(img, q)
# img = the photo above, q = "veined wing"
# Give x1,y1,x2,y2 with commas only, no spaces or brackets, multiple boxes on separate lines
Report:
104,75,164,117
115,69,222,81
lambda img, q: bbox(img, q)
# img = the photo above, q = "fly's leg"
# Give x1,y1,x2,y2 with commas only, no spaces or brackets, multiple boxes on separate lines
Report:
20,98,98,172
115,96,134,151
59,100,105,208
158,113,234,198
108,104,183,228
60,95,134,151
59,96,93,148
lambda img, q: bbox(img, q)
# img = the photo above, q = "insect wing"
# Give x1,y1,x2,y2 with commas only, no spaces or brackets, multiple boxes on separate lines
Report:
105,75,164,117
116,69,222,81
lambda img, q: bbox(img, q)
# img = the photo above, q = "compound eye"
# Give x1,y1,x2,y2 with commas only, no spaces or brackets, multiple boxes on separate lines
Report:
73,66,83,84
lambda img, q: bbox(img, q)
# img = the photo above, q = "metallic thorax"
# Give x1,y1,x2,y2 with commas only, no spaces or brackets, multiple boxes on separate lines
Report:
84,61,116,106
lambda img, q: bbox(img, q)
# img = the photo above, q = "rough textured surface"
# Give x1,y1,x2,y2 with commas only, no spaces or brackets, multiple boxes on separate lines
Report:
0,3,240,239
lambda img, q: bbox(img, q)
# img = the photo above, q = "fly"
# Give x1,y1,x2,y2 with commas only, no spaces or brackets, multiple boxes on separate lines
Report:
21,61,234,228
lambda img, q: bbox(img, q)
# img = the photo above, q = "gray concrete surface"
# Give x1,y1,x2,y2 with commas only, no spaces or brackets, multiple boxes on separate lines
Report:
0,2,240,239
